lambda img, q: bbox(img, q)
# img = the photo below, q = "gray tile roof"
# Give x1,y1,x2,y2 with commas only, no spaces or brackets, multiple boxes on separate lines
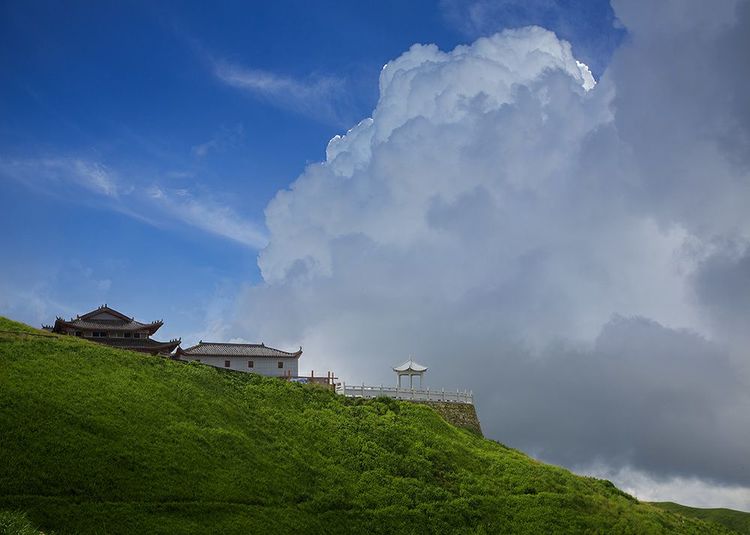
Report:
58,318,161,331
92,337,180,349
179,341,302,358
53,305,163,334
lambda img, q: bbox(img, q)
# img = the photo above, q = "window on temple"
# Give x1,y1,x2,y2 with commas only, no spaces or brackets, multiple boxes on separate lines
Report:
133,333,140,339
248,361,254,368
224,360,230,368
124,332,131,338
278,361,283,369
75,331,82,337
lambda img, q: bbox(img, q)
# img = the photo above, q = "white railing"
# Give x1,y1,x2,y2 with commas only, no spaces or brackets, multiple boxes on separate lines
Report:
336,382,473,404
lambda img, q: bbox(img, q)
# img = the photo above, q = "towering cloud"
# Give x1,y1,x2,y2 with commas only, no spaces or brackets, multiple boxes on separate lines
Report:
232,1,750,508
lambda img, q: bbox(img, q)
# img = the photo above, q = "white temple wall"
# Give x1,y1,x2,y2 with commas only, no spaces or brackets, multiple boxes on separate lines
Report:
181,356,299,377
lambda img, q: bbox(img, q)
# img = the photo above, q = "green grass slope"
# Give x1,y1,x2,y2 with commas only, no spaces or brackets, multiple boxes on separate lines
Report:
0,511,48,535
0,317,738,534
652,502,750,534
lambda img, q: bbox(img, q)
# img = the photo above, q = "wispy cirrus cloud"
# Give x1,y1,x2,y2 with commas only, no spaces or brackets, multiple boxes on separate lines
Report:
213,60,348,125
0,157,121,198
147,185,267,248
0,156,266,249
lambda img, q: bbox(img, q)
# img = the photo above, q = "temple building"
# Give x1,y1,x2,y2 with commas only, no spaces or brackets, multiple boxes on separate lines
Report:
45,305,180,355
175,341,302,377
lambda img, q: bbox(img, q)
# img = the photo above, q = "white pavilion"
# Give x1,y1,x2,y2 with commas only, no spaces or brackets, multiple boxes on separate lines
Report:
393,358,428,389
335,356,472,404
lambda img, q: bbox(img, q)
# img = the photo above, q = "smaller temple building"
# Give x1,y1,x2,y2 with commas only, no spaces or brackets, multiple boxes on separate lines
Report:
45,305,180,355
175,341,301,377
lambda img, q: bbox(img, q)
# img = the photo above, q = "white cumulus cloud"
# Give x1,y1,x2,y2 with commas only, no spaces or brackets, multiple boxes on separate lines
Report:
227,5,750,510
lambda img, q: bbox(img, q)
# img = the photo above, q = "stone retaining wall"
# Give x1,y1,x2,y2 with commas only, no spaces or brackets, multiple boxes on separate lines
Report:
419,401,483,436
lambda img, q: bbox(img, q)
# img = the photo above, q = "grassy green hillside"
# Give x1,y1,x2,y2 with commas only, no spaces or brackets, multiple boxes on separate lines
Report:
0,317,739,534
0,511,47,535
653,502,750,534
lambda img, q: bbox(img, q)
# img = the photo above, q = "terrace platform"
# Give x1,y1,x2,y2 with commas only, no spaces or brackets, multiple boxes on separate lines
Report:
336,382,473,404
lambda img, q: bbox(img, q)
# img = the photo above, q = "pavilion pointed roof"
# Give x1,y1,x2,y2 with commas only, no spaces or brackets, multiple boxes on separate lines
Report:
393,359,428,373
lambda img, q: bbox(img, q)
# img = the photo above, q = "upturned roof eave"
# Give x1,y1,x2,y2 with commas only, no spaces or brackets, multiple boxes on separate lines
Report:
90,337,181,351
53,317,164,334
393,359,428,372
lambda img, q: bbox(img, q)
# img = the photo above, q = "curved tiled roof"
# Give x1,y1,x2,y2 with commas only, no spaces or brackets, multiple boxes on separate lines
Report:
80,305,133,322
393,359,428,372
178,341,302,358
86,336,180,355
52,305,163,335
55,318,163,332
92,337,180,350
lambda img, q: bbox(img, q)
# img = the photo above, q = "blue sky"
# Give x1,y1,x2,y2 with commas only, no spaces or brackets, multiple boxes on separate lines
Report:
0,0,622,340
